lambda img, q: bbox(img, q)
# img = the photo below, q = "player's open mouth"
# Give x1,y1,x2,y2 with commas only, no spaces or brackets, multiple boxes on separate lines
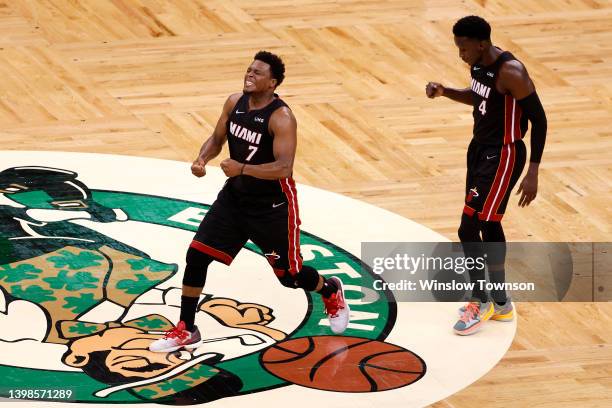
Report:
245,81,254,86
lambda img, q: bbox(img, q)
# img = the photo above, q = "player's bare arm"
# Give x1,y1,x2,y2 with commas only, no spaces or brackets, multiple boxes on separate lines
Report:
426,82,473,105
497,60,535,99
220,106,296,179
498,61,547,207
191,93,241,178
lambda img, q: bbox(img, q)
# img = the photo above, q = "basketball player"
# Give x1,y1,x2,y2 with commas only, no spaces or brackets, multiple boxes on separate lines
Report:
425,16,547,335
150,51,349,352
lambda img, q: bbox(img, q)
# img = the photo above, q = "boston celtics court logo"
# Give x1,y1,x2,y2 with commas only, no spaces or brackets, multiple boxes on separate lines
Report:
0,164,423,405
0,151,516,408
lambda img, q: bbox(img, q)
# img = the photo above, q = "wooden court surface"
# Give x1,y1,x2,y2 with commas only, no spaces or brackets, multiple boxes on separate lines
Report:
0,1,610,406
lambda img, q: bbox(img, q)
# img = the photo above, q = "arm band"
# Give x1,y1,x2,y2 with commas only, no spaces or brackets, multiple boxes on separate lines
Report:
518,91,547,163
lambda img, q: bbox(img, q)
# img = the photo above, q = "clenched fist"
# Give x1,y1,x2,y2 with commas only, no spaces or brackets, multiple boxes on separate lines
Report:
425,82,445,98
191,159,206,177
220,158,243,177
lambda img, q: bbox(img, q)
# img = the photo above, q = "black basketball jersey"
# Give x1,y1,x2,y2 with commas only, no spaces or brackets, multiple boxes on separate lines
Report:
470,51,528,145
225,93,289,195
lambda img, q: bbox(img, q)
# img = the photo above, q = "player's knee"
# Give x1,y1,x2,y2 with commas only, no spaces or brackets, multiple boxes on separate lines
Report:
458,214,480,242
296,265,320,291
481,221,505,242
277,271,298,289
183,247,213,288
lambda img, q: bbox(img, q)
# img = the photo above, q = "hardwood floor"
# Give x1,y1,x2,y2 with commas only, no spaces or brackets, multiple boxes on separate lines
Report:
0,1,610,406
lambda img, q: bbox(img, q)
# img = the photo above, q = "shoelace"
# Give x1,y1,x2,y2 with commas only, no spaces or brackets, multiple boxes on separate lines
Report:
460,302,480,323
323,293,342,317
163,322,189,341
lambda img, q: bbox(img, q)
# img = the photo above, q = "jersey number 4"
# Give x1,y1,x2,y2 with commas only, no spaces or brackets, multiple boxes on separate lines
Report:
478,100,487,115
246,145,258,161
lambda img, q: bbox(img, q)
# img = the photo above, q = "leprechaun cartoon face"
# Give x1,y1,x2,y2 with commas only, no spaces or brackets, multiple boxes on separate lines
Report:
60,297,288,384
63,327,191,382
59,324,242,403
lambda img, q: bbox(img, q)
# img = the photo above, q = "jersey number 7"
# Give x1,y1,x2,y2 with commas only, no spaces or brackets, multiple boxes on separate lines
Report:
247,145,258,161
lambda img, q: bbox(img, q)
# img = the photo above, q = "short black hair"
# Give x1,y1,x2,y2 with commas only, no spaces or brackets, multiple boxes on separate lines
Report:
453,16,491,41
254,50,285,87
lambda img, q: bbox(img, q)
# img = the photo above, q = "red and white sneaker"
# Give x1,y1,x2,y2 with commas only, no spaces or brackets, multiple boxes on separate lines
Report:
322,276,350,334
148,321,202,353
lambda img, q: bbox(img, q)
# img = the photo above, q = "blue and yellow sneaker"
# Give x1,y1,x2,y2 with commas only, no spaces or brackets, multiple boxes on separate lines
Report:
458,297,514,322
453,300,494,335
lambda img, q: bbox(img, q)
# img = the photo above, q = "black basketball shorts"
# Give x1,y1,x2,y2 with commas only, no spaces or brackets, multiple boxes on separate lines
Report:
463,139,526,222
190,178,303,277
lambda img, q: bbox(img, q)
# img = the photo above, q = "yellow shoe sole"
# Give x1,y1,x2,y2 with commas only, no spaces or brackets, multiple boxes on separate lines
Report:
491,309,514,322
480,303,494,322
